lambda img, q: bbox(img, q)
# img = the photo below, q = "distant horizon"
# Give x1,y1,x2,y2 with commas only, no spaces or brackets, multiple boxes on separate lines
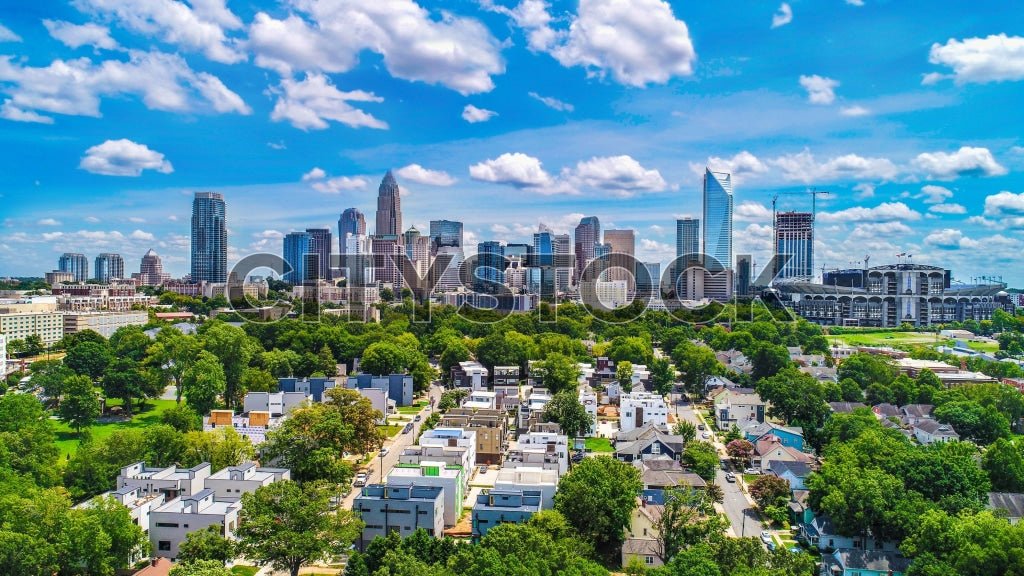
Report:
1,1,1022,284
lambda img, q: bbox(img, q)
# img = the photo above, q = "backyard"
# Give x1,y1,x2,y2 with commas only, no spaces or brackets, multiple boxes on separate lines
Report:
52,398,179,459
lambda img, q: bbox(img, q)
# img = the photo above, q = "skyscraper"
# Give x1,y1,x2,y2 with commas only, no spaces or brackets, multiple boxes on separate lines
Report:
429,220,463,253
702,169,733,272
94,253,124,283
404,227,431,280
553,233,571,292
603,229,636,292
191,192,227,283
375,171,402,237
338,208,366,254
135,249,170,286
676,218,700,258
574,216,600,284
532,227,555,295
58,253,88,283
306,228,333,280
774,211,814,281
283,231,312,284
475,241,505,292
736,254,753,297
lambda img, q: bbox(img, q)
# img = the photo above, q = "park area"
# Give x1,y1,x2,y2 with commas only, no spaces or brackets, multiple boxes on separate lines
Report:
52,397,179,459
828,330,1000,353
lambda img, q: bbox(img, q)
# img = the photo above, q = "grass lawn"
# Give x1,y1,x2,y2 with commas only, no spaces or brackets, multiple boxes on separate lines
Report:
230,566,259,576
585,437,614,452
379,424,403,438
396,405,423,414
742,474,759,484
828,331,943,349
53,398,179,459
964,340,1000,353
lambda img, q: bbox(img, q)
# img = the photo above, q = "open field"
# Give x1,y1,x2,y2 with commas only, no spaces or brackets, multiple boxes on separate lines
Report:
52,398,179,459
828,331,943,348
585,437,614,452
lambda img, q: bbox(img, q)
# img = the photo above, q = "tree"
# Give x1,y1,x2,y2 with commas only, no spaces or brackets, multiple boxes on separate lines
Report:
359,341,408,375
23,334,44,357
671,341,724,398
439,341,472,383
608,336,654,366
756,367,829,429
81,495,151,570
542,391,594,438
101,358,147,416
726,439,754,467
58,374,101,434
749,342,792,382
682,441,719,481
673,420,696,444
982,438,1024,492
182,351,227,415
162,403,202,432
617,360,634,393
169,560,233,576
179,524,234,564
532,353,582,394
749,475,791,510
65,340,113,381
236,481,363,576
181,427,254,471
934,400,1010,445
655,485,722,563
148,327,201,403
554,456,642,560
0,394,60,486
838,353,897,389
202,322,257,409
902,509,1024,576
650,356,676,396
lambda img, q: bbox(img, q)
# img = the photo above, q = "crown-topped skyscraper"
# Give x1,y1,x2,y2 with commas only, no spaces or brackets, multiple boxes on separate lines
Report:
375,171,402,237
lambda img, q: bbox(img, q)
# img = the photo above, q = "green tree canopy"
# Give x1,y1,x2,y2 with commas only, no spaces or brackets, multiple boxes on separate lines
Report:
555,456,642,561
542,390,594,438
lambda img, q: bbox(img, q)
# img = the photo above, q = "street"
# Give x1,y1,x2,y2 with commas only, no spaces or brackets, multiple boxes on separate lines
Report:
671,391,762,539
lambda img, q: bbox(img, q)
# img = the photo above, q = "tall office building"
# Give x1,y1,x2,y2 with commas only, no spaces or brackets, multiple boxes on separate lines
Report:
344,234,371,287
531,227,555,295
375,171,402,237
135,249,170,286
58,253,89,283
736,254,753,297
574,216,601,284
338,208,366,254
94,253,124,283
403,227,431,280
603,229,636,292
676,218,700,258
553,233,571,292
702,169,733,273
191,192,227,283
774,211,814,281
283,231,312,284
306,228,333,280
475,241,505,292
370,236,403,287
637,262,660,297
429,220,463,252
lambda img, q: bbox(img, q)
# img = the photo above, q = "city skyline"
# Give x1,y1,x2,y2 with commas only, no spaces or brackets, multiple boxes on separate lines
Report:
1,2,1023,285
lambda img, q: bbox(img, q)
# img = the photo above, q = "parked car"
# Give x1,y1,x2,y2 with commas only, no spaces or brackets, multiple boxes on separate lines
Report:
402,423,413,434
353,472,368,487
414,414,422,422
725,472,736,482
702,431,711,439
760,531,772,544
697,423,705,430
766,542,776,552
788,546,803,554
380,447,390,457
744,467,761,475
720,460,728,470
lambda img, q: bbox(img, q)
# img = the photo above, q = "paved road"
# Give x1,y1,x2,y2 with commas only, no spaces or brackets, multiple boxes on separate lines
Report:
671,391,762,539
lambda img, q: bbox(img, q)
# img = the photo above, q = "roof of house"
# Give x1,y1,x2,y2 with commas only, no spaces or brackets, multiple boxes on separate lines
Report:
828,401,867,414
743,421,805,439
615,435,685,458
831,549,912,573
988,492,1024,519
770,460,813,478
640,467,707,490
900,404,935,418
914,419,959,437
872,403,901,417
756,436,815,463
791,489,810,507
622,537,661,556
615,421,673,443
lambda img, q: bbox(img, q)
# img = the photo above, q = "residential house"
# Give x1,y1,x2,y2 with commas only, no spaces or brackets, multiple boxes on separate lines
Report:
715,390,766,431
821,549,911,576
117,462,212,501
493,365,520,387
277,376,339,402
354,483,444,551
75,486,163,566
827,401,867,414
464,390,498,410
471,489,543,540
351,373,414,407
412,428,478,480
494,385,520,411
451,361,488,390
742,422,805,451
800,513,899,553
900,404,935,426
149,489,240,560
621,498,665,569
768,460,812,491
578,386,599,436
913,419,960,444
620,392,670,433
242,391,309,416
518,389,552,433
634,457,706,504
988,492,1024,524
204,410,281,444
203,462,290,502
507,428,569,476
788,490,812,526
494,466,559,509
442,408,508,465
615,423,685,464
754,434,815,472
387,460,466,526
872,403,900,421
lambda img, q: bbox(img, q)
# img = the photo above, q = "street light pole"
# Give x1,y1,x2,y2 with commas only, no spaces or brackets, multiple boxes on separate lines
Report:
380,450,385,483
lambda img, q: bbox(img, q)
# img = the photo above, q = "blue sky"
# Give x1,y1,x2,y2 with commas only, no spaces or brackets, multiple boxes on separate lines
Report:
1,0,1023,285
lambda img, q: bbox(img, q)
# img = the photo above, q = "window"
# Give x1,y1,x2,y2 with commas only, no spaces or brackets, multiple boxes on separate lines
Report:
645,556,654,565
155,522,179,528
158,541,171,551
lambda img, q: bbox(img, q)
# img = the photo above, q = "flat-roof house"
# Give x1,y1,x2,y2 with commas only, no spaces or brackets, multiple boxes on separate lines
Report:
354,483,444,551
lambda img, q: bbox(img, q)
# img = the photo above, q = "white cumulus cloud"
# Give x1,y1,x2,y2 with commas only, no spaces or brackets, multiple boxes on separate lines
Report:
130,229,155,241
470,152,558,189
913,146,1007,180
396,164,456,186
43,20,119,50
269,73,386,131
311,176,368,194
248,0,504,95
818,202,921,223
919,185,953,204
924,228,977,250
528,92,574,112
734,201,773,223
572,155,666,196
771,149,899,183
926,34,1024,85
929,203,967,214
692,151,770,181
302,167,326,181
771,3,793,28
799,75,840,104
983,191,1024,217
38,218,62,226
0,22,21,42
840,105,870,117
79,139,173,176
462,104,497,123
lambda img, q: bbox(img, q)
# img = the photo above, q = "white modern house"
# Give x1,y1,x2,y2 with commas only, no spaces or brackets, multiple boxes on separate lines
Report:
387,460,466,526
494,466,559,510
620,392,669,433
150,489,240,560
508,430,570,476
204,462,290,502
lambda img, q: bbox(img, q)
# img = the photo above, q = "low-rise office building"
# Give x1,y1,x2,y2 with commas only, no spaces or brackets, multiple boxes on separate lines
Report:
354,483,445,551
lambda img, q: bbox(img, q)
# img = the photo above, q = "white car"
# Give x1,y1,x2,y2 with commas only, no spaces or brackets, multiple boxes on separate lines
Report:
701,431,711,439
379,447,390,457
760,531,772,544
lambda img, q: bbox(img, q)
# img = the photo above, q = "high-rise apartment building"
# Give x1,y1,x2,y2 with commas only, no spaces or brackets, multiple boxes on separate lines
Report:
475,241,505,292
375,171,402,237
702,169,733,273
736,254,753,297
603,229,636,292
58,253,89,283
403,227,431,280
191,192,227,283
338,208,367,254
553,233,570,292
94,253,125,283
135,249,171,286
306,228,333,281
676,218,700,258
574,216,600,284
283,231,312,284
774,211,814,281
